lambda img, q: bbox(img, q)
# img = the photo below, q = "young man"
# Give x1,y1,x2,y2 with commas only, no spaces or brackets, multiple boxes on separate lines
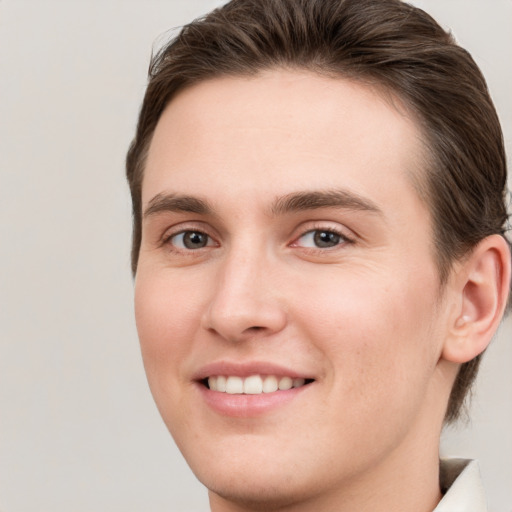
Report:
126,1,511,510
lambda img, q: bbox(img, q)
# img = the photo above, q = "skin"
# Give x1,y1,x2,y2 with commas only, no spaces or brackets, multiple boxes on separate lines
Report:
134,70,492,511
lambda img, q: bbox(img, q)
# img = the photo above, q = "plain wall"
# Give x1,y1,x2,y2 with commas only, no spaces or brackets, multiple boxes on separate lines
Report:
0,1,510,511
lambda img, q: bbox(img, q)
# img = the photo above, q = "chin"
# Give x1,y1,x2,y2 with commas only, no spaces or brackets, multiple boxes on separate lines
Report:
177,432,346,511
203,466,320,511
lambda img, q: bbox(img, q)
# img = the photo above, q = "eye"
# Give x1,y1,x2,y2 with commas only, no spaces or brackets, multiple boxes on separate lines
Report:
295,229,346,249
169,230,214,250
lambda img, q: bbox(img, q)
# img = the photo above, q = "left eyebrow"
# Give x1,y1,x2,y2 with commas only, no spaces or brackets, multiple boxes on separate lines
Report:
270,189,384,217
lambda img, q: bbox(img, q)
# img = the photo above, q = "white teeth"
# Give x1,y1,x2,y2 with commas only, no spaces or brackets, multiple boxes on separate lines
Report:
208,376,217,391
262,375,278,393
206,374,309,394
226,376,243,394
278,376,293,390
244,375,263,394
216,375,227,392
293,378,305,388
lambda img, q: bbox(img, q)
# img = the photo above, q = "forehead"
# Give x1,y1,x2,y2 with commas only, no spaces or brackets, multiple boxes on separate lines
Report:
143,70,427,217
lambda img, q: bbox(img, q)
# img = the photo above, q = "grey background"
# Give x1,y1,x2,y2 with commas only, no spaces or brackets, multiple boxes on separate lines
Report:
0,1,510,511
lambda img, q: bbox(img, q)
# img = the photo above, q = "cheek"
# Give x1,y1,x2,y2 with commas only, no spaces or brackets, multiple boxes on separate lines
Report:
133,269,209,438
134,270,203,381
296,269,441,404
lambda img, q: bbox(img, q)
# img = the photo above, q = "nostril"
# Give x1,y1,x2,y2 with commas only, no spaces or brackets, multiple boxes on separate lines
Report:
202,297,287,342
239,325,267,337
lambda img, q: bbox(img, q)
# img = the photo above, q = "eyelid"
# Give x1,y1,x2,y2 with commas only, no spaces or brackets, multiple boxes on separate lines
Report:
289,222,356,249
169,231,216,250
160,222,219,248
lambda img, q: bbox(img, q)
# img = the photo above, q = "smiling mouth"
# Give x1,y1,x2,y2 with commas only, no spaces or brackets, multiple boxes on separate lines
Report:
203,375,315,395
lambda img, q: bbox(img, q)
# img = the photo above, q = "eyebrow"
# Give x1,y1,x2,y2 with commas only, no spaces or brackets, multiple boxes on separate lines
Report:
270,189,383,217
144,193,213,218
143,189,383,219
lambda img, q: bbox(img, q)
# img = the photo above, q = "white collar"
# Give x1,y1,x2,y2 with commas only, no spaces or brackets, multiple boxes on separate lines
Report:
434,458,487,511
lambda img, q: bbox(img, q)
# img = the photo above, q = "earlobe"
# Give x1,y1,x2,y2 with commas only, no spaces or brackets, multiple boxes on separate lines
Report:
442,235,511,364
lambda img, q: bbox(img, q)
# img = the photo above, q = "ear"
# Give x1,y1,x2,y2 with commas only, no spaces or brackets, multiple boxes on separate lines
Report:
442,235,511,364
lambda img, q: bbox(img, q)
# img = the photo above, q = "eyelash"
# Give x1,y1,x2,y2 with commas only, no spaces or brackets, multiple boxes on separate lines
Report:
161,224,355,254
291,226,354,251
162,228,217,253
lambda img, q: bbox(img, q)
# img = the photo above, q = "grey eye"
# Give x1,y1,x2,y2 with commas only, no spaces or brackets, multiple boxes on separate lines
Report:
171,231,211,249
313,231,342,248
297,230,344,248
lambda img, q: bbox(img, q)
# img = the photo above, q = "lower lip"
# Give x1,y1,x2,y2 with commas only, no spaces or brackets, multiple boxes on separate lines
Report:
196,383,311,418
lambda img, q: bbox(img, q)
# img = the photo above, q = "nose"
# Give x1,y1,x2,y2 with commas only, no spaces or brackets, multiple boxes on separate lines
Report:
201,248,287,343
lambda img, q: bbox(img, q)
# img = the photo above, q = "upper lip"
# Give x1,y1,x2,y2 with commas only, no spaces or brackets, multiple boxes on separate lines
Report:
192,361,314,381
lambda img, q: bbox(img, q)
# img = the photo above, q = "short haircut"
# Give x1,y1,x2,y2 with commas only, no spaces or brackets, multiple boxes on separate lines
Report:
126,0,511,422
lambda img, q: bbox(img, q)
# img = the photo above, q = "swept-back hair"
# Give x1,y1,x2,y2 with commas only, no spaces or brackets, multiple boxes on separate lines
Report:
126,0,510,422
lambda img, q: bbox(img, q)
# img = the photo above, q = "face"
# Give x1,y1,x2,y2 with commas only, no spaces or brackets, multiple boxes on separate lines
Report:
135,70,452,509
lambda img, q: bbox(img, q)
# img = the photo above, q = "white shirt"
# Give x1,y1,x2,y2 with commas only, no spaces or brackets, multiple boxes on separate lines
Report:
434,459,487,511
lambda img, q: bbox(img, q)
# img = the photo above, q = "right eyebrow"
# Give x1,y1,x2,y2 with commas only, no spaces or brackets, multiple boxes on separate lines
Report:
143,193,213,218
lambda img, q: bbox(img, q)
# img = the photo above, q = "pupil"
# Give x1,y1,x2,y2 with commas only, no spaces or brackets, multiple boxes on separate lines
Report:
314,231,340,248
184,232,207,249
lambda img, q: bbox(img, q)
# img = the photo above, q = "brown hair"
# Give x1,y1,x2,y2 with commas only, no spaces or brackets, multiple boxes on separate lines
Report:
126,0,511,422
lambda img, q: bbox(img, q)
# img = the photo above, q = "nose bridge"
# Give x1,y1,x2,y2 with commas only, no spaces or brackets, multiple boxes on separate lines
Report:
202,240,286,341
